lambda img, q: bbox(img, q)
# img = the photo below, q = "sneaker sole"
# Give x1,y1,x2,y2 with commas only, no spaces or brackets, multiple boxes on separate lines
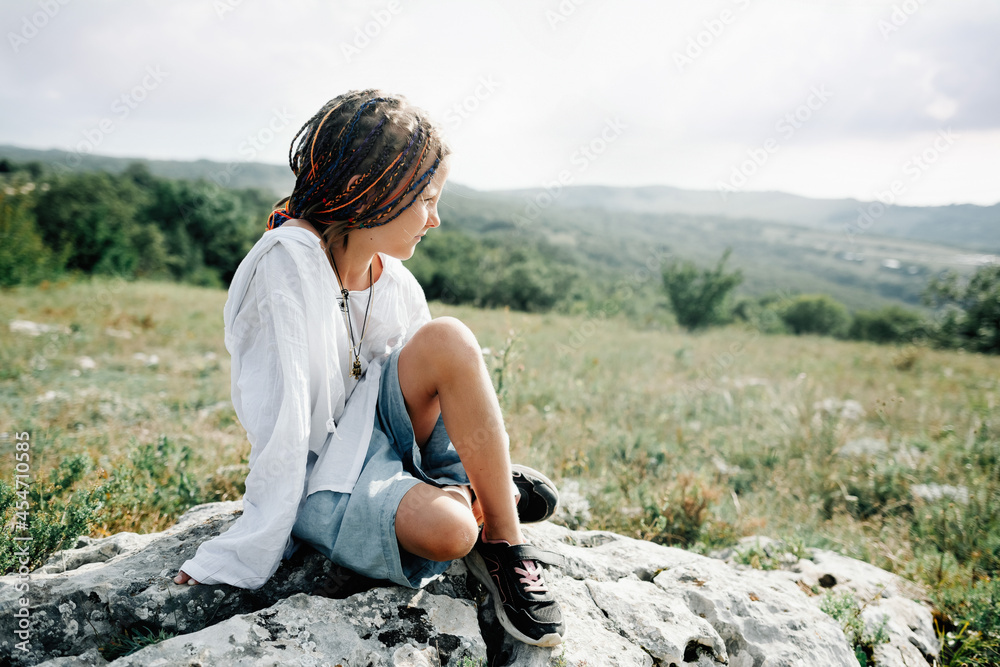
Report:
511,464,560,523
465,549,564,648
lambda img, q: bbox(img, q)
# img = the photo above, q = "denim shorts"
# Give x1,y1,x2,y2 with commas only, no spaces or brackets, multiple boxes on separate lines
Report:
291,347,470,588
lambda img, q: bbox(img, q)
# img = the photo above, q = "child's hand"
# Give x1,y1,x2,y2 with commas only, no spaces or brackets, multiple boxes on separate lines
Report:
173,570,200,585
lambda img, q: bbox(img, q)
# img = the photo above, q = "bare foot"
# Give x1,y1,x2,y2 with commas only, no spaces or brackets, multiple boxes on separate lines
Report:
173,570,200,585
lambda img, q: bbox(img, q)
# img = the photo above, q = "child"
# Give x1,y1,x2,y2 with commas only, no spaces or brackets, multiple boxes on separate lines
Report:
174,90,565,647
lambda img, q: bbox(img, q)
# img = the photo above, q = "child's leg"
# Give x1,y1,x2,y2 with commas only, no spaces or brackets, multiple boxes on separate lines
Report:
394,316,525,558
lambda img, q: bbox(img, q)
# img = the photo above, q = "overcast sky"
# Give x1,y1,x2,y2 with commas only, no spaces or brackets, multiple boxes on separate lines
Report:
3,0,998,206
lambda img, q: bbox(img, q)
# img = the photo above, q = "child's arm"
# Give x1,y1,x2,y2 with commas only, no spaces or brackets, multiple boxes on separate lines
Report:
176,246,315,589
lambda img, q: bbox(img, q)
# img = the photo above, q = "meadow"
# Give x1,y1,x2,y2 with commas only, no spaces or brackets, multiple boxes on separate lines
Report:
2,277,998,663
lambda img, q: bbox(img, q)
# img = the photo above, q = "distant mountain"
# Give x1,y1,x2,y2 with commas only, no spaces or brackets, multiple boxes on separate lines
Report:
3,144,996,312
0,144,295,195
4,144,995,253
485,185,1000,253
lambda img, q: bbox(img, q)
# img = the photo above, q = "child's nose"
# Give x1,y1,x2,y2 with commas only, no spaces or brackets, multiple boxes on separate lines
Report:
427,208,442,228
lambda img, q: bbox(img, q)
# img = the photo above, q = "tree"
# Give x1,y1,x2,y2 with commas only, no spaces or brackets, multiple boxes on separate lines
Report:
780,294,851,338
33,171,148,276
142,179,266,286
924,265,1000,354
848,305,927,344
0,193,63,286
662,248,743,330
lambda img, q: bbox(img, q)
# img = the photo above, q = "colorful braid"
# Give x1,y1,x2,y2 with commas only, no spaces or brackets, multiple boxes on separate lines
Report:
266,90,450,236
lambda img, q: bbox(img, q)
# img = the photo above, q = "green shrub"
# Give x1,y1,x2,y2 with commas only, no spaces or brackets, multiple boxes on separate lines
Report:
0,454,104,574
924,265,1000,354
408,229,583,312
848,305,928,344
780,294,851,338
100,626,177,661
732,294,791,334
933,579,1000,667
911,484,1000,579
662,248,743,331
638,473,729,548
731,538,809,570
0,435,229,575
842,462,914,521
95,435,207,532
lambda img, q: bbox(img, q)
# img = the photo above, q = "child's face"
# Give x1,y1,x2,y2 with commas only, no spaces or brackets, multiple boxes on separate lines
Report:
364,160,449,261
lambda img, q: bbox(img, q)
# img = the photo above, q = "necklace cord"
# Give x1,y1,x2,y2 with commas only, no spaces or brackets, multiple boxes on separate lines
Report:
330,253,374,378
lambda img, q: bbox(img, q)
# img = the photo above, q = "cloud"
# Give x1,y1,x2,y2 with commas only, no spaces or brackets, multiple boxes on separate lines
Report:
1,0,997,204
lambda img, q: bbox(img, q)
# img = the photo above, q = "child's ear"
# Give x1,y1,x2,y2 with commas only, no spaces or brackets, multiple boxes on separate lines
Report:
346,174,367,215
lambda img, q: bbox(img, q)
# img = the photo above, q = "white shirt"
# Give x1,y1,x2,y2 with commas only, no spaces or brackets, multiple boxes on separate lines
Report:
179,226,431,589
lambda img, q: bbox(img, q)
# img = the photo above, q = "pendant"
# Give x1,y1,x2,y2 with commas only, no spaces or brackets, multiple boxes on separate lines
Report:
351,357,362,379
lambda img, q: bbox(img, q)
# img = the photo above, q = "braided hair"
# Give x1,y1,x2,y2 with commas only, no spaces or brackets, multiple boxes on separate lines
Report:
267,89,451,251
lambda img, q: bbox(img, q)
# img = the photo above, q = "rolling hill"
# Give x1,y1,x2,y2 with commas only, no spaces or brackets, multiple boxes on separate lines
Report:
3,143,996,311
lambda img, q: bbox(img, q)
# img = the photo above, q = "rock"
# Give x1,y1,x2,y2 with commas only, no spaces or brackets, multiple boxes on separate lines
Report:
550,479,592,530
34,648,108,667
813,398,865,422
9,320,71,337
712,455,743,476
0,502,355,666
912,483,970,504
840,437,889,457
108,591,485,667
764,548,938,667
1,502,940,667
838,438,923,467
37,533,159,575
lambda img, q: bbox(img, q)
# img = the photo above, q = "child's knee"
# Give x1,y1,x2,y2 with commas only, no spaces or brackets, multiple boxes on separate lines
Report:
412,317,482,369
423,505,478,562
432,509,479,561
397,484,479,562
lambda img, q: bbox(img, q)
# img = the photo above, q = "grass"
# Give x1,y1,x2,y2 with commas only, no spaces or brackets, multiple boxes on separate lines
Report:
1,276,999,663
99,625,177,661
820,590,890,666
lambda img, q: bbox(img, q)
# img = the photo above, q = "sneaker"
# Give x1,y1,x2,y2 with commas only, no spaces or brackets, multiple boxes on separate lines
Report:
464,531,565,647
511,464,559,524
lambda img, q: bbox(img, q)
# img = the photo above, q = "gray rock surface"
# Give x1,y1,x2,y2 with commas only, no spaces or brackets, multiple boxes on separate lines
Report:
1,502,349,666
2,502,939,666
718,537,939,667
107,590,485,667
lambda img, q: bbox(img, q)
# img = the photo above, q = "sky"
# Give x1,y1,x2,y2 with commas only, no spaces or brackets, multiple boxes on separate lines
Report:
2,0,999,206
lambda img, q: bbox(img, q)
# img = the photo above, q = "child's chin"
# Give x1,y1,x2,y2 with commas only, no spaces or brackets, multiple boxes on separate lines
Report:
385,247,416,261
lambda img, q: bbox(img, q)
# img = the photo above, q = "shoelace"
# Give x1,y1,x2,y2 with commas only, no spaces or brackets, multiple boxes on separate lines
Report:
515,560,549,593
